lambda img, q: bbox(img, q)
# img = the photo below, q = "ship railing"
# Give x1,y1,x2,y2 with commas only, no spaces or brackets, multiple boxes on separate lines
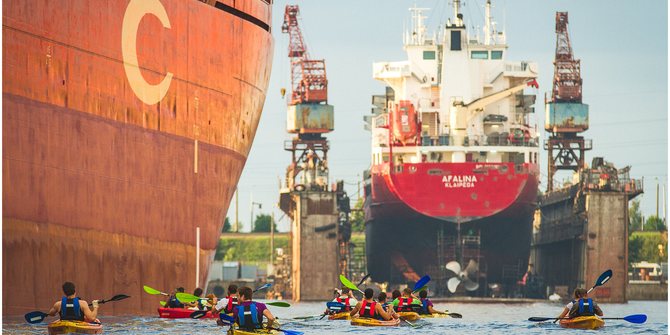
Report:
419,135,539,147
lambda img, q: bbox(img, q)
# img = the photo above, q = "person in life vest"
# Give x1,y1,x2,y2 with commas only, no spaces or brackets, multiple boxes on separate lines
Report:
390,289,401,302
332,288,357,312
213,284,239,315
233,286,276,331
185,287,207,310
165,287,185,308
349,288,395,320
556,288,603,321
418,290,444,315
392,288,421,312
46,282,100,322
377,291,398,319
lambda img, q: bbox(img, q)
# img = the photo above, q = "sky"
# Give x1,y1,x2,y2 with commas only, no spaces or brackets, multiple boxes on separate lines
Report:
228,0,668,232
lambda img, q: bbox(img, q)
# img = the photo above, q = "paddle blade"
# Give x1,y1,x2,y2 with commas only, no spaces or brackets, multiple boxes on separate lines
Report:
175,292,200,303
339,274,361,293
528,317,553,322
254,283,272,293
447,312,463,318
447,277,461,293
623,314,647,324
356,273,371,287
159,301,166,307
596,269,613,287
190,310,209,319
273,328,304,335
101,294,130,304
267,301,291,307
24,311,47,324
143,285,164,295
413,275,431,292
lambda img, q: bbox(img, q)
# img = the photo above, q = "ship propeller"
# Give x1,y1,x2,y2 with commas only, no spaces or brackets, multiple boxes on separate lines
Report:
445,259,479,293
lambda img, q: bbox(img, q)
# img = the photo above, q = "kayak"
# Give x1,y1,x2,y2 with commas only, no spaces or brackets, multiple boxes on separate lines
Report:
226,328,278,335
396,311,420,321
328,312,351,320
559,316,605,330
47,320,103,335
350,317,400,327
419,311,451,318
158,307,216,319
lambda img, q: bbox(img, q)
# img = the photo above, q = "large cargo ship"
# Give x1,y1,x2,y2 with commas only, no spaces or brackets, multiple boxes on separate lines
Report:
3,0,273,314
364,1,539,293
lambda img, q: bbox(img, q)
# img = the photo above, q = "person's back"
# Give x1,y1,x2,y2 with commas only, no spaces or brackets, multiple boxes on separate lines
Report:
349,288,393,321
393,288,419,312
556,288,603,321
333,288,357,311
234,286,276,331
47,282,99,322
214,284,239,315
166,287,185,308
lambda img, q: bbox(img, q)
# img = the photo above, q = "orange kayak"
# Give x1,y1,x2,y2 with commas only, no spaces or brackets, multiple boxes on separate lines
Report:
559,316,605,330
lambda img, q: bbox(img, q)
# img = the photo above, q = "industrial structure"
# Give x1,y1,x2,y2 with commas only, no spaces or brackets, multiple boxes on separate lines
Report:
277,5,353,301
531,12,643,303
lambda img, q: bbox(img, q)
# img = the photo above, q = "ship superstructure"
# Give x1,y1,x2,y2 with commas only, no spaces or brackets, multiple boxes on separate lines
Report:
364,0,540,292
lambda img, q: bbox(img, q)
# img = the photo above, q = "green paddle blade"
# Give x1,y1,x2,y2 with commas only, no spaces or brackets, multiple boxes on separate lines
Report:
159,301,166,307
267,301,291,307
143,285,164,295
339,275,362,293
175,292,200,303
622,314,647,324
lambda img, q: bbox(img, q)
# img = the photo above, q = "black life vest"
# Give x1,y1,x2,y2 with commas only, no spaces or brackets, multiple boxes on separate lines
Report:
236,303,261,330
396,297,414,312
224,296,239,314
419,298,430,314
167,295,184,308
569,298,595,317
60,297,84,321
359,300,377,318
336,297,352,311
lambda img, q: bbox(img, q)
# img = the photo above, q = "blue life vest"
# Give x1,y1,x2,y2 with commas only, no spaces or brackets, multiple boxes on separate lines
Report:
60,297,84,321
569,298,595,317
237,303,261,330
578,298,595,315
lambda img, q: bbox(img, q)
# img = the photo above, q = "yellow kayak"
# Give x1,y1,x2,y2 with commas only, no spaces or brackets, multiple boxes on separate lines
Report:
396,311,420,321
559,316,605,330
327,312,351,320
47,320,103,335
226,328,278,335
350,317,400,327
419,312,451,318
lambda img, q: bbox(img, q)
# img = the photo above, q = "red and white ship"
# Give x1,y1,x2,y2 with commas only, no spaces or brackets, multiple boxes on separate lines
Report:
364,1,539,292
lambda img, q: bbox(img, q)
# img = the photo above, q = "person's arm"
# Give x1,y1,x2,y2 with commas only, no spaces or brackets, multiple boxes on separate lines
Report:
594,304,603,316
375,304,392,321
349,302,361,317
46,301,61,317
262,309,275,329
80,300,99,322
427,305,439,314
212,298,229,314
555,307,569,323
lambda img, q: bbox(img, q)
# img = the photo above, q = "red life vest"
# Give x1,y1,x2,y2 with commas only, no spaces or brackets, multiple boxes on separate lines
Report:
224,296,239,314
397,297,414,311
359,300,377,318
336,297,352,311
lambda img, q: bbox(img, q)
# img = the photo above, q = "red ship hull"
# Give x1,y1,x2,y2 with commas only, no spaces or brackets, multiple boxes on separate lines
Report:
364,161,539,285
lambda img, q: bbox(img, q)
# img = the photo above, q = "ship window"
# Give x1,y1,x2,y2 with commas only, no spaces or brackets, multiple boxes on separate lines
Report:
471,51,488,59
450,31,461,51
491,50,503,59
423,51,436,60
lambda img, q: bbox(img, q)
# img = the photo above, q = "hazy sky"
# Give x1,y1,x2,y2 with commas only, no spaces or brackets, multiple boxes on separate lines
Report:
228,0,668,232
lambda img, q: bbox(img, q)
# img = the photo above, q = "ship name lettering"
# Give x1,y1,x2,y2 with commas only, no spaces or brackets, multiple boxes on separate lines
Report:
441,175,477,188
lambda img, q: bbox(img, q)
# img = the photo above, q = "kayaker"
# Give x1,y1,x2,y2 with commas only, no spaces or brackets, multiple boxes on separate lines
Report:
185,288,206,310
233,286,276,331
46,282,100,322
391,289,401,302
418,290,443,315
377,291,398,319
349,288,394,320
392,288,421,312
556,288,603,321
165,287,185,308
332,288,357,312
213,284,239,315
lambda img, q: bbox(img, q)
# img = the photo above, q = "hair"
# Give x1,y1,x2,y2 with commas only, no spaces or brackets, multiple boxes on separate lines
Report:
377,292,387,303
228,284,238,295
239,286,253,300
177,287,185,293
403,287,413,295
193,287,203,297
419,290,428,299
391,289,401,300
364,288,374,299
341,288,350,294
62,282,76,296
573,288,587,299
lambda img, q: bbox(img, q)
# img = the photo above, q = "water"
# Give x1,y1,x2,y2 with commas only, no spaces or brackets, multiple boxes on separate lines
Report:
4,301,666,334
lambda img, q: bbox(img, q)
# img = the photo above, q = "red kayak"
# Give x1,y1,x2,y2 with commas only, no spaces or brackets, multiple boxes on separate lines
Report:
158,307,217,319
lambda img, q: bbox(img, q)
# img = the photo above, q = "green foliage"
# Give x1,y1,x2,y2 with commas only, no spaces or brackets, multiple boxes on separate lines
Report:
351,198,365,232
222,217,232,233
253,214,277,232
629,200,643,232
215,235,289,261
643,215,667,232
629,231,668,263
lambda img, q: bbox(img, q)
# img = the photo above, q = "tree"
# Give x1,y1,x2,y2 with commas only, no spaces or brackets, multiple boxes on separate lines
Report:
253,214,277,232
222,217,232,233
350,198,365,232
644,215,667,232
629,200,643,232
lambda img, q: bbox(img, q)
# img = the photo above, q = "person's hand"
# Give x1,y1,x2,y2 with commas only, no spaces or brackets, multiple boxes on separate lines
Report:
92,300,99,309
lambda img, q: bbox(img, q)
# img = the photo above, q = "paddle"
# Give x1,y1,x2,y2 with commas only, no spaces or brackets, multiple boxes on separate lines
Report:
159,301,166,307
267,301,291,307
587,269,613,294
412,275,431,293
24,294,130,324
356,273,371,287
143,285,169,296
178,284,274,303
528,314,647,324
444,312,463,318
339,275,364,294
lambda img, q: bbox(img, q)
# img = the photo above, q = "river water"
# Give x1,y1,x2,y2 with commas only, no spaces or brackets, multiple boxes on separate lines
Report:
4,300,666,334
